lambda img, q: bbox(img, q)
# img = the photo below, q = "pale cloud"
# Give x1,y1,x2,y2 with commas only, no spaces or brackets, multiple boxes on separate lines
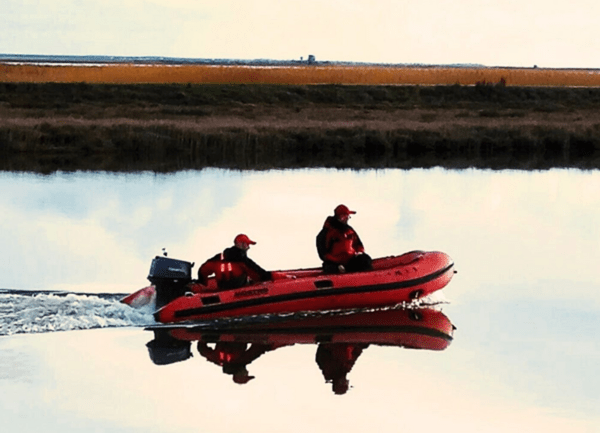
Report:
3,0,600,65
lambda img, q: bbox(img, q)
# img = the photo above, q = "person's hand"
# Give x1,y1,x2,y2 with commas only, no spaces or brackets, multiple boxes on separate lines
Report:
272,271,296,280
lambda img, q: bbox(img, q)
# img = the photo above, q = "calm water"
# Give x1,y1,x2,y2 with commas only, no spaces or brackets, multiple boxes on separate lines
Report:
1,168,599,432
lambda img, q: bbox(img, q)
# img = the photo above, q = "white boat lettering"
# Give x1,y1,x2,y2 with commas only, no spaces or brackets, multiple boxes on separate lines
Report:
167,267,186,273
234,287,269,298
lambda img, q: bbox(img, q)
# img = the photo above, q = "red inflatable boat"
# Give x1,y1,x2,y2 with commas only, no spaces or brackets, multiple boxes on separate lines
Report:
144,307,456,378
122,250,455,324
156,307,456,351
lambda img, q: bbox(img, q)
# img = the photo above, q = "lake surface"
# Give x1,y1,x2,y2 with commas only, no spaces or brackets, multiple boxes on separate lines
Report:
1,167,599,432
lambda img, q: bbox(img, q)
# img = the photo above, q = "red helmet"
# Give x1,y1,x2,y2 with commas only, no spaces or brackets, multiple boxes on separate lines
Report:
234,234,256,245
334,204,356,217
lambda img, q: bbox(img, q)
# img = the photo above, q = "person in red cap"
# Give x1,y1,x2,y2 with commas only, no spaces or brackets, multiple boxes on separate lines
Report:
197,234,272,289
316,205,372,273
197,341,275,385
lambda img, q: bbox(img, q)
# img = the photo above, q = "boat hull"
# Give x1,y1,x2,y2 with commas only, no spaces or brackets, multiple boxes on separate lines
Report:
144,307,455,366
162,307,455,351
153,251,455,323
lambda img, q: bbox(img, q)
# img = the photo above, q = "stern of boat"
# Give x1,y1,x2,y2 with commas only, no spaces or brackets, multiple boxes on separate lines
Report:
147,256,194,309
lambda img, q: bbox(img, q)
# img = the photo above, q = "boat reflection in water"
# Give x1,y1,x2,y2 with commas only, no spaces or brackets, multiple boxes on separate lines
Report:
145,306,455,394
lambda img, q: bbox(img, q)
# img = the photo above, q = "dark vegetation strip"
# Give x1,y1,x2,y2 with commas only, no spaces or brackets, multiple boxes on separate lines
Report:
2,83,600,172
5,82,600,109
2,125,598,172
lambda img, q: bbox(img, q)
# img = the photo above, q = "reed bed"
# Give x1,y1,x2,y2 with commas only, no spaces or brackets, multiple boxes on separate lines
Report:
3,82,600,172
2,63,600,87
3,122,600,173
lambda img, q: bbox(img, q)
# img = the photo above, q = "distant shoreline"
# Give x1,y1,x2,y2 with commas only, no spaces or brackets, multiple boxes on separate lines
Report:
2,54,599,69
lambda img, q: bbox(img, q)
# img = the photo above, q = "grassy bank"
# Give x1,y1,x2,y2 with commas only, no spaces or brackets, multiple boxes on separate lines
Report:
2,82,600,172
3,63,600,86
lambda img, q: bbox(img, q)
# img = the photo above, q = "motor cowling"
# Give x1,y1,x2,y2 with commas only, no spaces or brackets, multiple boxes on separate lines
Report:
148,256,194,309
146,330,192,365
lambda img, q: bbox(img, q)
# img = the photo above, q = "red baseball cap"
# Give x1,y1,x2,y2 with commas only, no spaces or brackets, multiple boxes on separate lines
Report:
234,234,256,245
334,204,356,216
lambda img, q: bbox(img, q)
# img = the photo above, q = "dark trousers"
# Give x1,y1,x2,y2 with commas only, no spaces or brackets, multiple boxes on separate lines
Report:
323,253,372,274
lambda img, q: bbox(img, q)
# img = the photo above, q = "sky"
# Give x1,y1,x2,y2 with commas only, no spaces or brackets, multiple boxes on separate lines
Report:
2,0,600,68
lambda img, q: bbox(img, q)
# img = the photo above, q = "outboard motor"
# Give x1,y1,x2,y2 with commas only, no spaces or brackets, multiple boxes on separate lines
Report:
146,330,192,365
148,255,194,309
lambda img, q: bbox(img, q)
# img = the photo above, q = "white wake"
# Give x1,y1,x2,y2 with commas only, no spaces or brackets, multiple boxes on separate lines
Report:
0,291,156,336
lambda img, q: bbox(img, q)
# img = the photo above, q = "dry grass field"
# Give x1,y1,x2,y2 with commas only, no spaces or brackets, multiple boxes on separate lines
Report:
2,62,600,86
2,63,600,172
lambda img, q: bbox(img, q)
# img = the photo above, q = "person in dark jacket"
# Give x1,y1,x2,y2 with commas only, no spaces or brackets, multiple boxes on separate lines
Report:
315,342,369,395
198,234,272,289
316,204,373,273
197,341,274,384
